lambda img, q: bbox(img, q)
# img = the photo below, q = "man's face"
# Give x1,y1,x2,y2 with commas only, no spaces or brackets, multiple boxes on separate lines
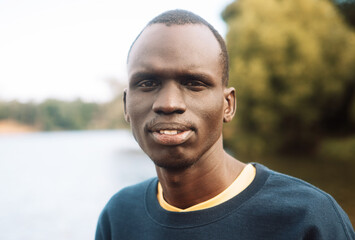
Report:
125,24,235,170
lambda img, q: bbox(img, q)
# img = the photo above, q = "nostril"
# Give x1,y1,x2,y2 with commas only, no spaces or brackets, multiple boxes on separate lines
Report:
152,97,186,114
175,109,185,114
153,106,185,115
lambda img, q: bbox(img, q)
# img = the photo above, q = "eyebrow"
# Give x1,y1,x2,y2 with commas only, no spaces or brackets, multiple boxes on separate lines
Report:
178,72,215,85
130,70,213,83
130,72,157,81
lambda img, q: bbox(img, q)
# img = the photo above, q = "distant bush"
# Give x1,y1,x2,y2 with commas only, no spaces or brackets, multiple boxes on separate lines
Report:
0,96,127,131
88,95,128,130
38,99,100,130
222,0,355,157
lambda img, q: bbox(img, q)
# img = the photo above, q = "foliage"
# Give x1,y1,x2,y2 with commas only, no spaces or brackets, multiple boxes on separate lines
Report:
0,99,100,131
88,95,129,130
222,0,355,157
0,101,38,125
0,79,127,131
38,99,99,130
332,0,355,29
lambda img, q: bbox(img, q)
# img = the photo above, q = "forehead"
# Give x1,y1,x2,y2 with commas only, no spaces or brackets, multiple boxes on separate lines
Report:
127,24,222,78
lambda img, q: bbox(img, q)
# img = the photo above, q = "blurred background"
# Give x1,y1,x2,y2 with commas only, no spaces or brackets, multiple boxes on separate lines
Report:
0,0,354,238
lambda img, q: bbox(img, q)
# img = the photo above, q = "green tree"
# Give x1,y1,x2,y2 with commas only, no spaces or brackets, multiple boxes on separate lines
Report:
88,78,128,129
222,0,355,157
38,99,99,131
0,101,38,125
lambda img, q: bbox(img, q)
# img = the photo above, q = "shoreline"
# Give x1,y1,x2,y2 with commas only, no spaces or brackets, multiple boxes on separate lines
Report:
0,119,38,134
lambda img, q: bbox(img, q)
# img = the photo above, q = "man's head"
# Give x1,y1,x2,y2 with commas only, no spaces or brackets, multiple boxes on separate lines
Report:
127,9,229,86
124,10,236,170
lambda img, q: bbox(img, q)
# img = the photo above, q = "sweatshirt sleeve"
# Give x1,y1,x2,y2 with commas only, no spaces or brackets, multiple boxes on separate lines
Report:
304,191,355,240
95,208,112,240
330,199,355,240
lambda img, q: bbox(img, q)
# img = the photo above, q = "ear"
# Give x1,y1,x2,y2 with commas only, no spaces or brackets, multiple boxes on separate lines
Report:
123,89,130,123
223,87,236,123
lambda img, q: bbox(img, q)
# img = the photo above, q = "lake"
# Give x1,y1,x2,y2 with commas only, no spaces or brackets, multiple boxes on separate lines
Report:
0,130,156,240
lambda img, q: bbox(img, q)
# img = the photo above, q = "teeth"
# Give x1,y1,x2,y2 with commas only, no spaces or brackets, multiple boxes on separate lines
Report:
159,130,179,135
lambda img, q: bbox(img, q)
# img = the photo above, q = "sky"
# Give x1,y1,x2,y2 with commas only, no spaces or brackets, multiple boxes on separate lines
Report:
0,0,233,102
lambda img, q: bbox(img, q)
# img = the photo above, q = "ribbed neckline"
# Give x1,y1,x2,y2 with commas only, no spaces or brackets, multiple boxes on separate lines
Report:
157,163,256,212
144,163,271,228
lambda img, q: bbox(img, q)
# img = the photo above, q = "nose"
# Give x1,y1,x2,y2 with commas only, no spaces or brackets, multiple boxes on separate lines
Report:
152,81,186,114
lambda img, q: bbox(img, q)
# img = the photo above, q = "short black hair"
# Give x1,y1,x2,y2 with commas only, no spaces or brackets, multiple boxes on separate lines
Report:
127,9,229,86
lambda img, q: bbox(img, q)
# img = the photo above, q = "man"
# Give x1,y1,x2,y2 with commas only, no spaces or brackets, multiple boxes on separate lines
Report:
96,10,354,239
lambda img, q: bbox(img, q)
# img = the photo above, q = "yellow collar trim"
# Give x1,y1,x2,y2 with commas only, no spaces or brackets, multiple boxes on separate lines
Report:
157,163,256,212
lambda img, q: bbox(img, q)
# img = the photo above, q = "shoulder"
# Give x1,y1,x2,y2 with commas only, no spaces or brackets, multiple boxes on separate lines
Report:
105,177,157,211
98,177,157,222
95,178,158,240
253,163,344,215
254,163,337,204
247,163,355,239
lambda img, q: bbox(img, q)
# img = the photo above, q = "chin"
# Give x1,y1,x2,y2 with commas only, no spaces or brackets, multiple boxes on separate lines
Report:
149,151,199,171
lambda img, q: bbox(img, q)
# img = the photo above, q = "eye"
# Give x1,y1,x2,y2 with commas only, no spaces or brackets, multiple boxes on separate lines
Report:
137,80,159,90
185,81,203,86
182,80,207,91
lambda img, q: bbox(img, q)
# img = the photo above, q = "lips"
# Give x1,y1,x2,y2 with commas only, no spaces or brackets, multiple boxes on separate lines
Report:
147,122,194,146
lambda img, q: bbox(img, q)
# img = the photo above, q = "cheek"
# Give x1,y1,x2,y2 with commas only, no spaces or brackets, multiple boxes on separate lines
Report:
205,93,225,119
192,94,225,129
206,102,224,121
126,95,151,138
127,94,151,121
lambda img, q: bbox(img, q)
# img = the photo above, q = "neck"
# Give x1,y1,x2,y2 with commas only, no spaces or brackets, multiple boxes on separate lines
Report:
155,137,246,209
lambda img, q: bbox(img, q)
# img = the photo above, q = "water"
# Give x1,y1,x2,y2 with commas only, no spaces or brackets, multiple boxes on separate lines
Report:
0,130,156,240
